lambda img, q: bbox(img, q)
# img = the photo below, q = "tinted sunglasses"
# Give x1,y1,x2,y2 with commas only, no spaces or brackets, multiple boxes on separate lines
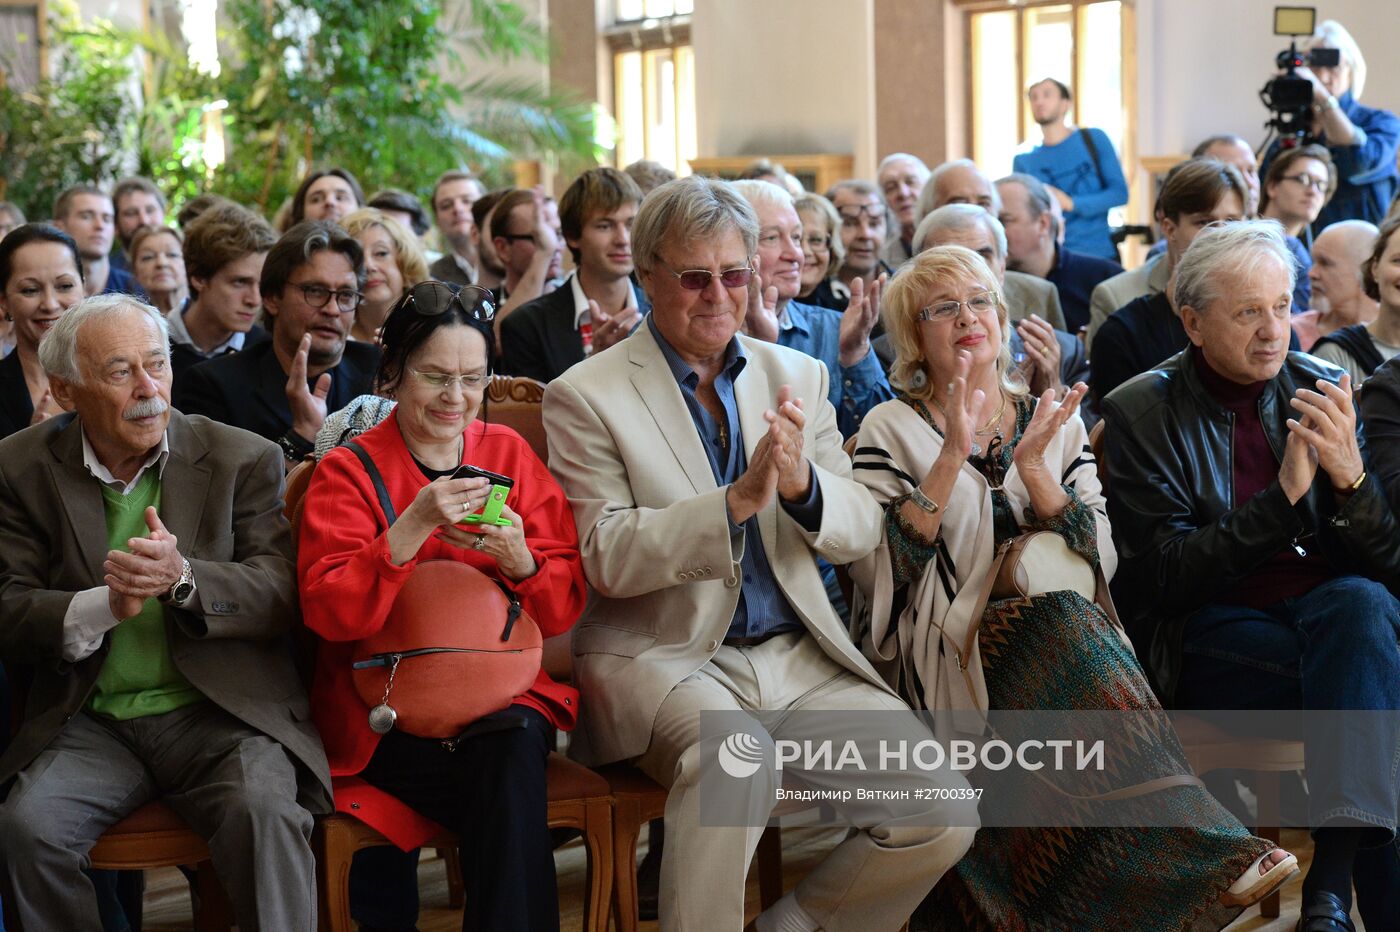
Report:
403,281,496,320
666,265,754,291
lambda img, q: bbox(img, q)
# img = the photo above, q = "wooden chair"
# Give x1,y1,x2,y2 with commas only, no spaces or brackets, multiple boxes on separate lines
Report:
1089,420,1302,919
314,756,614,932
600,764,793,932
1,680,234,931
483,374,550,464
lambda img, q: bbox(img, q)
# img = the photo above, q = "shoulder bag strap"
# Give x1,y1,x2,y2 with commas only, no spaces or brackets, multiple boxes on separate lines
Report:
1078,128,1108,189
345,440,397,528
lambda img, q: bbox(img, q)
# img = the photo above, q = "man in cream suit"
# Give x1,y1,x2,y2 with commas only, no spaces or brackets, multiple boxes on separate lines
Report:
544,176,975,932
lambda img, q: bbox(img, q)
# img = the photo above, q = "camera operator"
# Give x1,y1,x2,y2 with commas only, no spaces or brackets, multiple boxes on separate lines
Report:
1261,20,1399,233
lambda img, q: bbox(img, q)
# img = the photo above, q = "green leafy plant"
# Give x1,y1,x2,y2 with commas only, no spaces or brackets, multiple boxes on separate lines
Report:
0,0,600,220
211,0,601,214
0,0,141,217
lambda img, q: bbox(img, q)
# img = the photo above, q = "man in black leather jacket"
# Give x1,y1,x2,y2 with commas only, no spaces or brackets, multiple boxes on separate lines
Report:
1103,220,1400,931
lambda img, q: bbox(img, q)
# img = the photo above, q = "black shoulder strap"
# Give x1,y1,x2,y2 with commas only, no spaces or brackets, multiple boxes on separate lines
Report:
1312,324,1385,377
345,440,397,528
1078,128,1107,189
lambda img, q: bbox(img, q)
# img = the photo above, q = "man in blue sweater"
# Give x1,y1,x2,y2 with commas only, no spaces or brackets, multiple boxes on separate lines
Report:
1013,78,1128,262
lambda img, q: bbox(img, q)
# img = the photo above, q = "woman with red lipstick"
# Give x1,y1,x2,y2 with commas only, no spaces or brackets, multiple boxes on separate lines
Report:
299,281,585,932
850,245,1296,930
0,224,85,439
342,208,429,345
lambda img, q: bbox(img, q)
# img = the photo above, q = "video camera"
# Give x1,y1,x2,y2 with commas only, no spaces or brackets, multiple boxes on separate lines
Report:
1259,6,1339,147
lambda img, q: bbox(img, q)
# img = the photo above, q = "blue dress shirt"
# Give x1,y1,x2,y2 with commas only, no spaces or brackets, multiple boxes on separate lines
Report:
647,316,822,640
777,300,894,438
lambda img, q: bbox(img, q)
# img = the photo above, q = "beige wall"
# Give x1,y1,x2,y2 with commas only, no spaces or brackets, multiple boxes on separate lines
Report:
1136,0,1400,162
873,0,959,169
689,0,879,179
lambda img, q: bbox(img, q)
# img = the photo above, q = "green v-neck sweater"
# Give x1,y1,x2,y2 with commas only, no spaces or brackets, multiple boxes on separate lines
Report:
88,471,204,720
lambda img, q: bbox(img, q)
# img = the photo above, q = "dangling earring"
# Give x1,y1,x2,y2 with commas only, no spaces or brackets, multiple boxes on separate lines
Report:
908,367,928,391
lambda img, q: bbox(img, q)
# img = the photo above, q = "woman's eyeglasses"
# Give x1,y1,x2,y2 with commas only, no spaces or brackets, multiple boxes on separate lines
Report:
407,368,489,392
403,281,496,320
918,292,1000,322
1282,173,1328,192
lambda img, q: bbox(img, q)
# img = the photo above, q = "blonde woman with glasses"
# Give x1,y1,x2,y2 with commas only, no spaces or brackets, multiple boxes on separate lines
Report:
849,245,1296,931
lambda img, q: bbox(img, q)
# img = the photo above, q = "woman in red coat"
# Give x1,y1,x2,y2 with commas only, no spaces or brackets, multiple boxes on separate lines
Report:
299,282,585,932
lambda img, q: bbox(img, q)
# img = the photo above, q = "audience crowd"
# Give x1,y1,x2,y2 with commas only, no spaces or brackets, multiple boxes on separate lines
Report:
1,16,1398,932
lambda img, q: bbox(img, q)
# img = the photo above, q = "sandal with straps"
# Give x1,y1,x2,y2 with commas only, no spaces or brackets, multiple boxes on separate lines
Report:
1220,849,1299,907
1296,891,1357,932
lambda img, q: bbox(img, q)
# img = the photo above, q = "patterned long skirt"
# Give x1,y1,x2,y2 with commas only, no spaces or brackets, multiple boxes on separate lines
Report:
912,591,1272,932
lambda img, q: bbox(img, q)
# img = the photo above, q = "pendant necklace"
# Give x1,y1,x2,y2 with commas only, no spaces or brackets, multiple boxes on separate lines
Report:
932,391,1007,457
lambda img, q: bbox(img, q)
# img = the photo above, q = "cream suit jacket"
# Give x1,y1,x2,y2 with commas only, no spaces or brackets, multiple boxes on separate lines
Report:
543,324,892,766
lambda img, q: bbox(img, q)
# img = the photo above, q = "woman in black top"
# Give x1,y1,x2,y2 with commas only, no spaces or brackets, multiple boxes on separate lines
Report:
0,225,85,439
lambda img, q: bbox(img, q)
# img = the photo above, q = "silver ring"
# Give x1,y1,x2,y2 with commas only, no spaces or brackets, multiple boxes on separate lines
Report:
473,535,486,550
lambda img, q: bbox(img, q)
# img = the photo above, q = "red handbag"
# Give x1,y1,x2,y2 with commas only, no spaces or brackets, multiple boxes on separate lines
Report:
343,441,542,739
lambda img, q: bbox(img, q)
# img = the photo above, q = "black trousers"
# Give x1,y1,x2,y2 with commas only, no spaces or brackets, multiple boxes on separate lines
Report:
358,705,558,932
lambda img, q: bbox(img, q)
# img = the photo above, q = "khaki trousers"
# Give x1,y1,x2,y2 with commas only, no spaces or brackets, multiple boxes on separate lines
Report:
637,631,978,932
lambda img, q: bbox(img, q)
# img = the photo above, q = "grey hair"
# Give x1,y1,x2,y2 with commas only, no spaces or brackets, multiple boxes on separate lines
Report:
1305,20,1366,100
826,178,882,204
731,179,796,215
1002,171,1052,222
38,293,170,384
877,152,931,178
1174,219,1297,315
794,192,846,278
919,159,1003,222
912,203,1008,259
631,176,759,275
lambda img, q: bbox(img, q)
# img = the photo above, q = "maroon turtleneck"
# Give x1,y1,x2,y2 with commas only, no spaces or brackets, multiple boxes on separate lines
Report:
1192,346,1333,607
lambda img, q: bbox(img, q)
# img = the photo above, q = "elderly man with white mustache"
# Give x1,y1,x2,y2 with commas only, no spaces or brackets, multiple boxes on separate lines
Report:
0,293,329,930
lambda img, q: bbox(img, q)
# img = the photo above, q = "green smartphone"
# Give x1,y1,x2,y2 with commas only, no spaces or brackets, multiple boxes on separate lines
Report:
452,464,515,527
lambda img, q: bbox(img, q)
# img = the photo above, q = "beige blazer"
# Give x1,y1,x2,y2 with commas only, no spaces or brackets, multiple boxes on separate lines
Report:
1003,270,1067,331
0,411,331,811
543,325,892,766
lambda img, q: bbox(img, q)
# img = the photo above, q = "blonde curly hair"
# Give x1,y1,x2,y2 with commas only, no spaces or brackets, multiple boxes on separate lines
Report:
880,245,1026,403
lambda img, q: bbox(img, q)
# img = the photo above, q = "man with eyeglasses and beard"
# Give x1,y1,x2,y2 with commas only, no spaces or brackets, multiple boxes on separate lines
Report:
175,221,380,466
544,176,976,932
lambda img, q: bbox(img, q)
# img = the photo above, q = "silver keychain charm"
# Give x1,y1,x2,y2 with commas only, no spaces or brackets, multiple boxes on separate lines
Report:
368,654,400,734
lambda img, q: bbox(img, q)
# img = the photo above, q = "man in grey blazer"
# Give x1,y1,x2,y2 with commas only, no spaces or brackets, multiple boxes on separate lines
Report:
544,177,975,932
0,294,330,931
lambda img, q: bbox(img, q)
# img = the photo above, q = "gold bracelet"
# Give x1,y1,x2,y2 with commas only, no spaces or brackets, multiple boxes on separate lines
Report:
1335,471,1366,496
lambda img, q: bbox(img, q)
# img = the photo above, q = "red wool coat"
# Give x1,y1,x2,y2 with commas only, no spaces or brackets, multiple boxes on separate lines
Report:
298,411,585,847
